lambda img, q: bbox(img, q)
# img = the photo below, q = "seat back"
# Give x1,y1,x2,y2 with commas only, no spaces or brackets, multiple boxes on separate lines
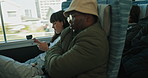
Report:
98,4,111,36
138,4,148,18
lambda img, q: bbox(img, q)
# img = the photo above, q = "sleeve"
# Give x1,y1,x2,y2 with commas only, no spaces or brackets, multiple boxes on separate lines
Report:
49,36,61,48
131,26,148,47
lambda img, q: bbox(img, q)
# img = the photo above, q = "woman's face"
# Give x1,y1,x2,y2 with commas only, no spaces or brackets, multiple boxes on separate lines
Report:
52,21,64,34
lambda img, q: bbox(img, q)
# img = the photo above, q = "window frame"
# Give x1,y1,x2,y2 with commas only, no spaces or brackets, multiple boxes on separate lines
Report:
0,36,51,50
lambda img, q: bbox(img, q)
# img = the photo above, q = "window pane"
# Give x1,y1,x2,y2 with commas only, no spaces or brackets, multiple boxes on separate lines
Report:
0,17,4,43
0,0,66,42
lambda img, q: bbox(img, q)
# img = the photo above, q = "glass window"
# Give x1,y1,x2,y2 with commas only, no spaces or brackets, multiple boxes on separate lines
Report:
0,16,4,43
0,0,66,43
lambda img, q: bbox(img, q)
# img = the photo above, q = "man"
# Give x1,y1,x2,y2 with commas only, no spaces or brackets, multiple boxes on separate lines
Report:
45,0,109,78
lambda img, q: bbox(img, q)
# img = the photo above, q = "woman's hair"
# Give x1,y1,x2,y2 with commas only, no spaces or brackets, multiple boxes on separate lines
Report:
50,10,70,42
128,5,140,23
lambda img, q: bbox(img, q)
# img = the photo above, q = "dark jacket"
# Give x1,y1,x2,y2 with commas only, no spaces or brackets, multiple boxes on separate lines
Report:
124,17,148,52
119,17,148,78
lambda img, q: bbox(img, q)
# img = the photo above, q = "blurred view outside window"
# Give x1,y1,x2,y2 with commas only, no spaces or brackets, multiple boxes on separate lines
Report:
0,0,66,43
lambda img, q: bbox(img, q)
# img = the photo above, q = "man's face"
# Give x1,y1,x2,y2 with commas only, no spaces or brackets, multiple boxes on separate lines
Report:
67,12,86,30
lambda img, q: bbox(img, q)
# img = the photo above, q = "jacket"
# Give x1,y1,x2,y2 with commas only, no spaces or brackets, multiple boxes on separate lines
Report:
120,17,148,78
45,21,109,78
124,17,148,52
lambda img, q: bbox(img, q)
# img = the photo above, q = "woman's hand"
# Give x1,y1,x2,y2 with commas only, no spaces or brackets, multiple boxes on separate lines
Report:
33,38,49,51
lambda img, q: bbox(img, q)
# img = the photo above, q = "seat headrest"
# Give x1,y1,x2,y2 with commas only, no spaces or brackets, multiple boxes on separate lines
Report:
98,4,111,36
138,4,148,18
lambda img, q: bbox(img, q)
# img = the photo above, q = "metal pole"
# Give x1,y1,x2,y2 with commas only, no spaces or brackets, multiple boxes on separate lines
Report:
0,1,7,43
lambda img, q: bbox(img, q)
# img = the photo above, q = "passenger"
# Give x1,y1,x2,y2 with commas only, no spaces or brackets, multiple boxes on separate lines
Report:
124,5,141,52
124,13,148,52
0,10,69,78
44,0,109,78
118,16,148,78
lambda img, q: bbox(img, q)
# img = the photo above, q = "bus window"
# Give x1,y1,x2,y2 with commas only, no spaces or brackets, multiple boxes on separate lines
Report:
0,0,66,43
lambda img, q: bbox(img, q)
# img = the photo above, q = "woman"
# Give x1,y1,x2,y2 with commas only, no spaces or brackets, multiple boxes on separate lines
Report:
26,10,69,67
0,10,69,78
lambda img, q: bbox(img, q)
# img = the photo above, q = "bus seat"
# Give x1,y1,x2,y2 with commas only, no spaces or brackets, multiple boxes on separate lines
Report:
138,4,148,19
98,4,116,78
98,4,111,36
